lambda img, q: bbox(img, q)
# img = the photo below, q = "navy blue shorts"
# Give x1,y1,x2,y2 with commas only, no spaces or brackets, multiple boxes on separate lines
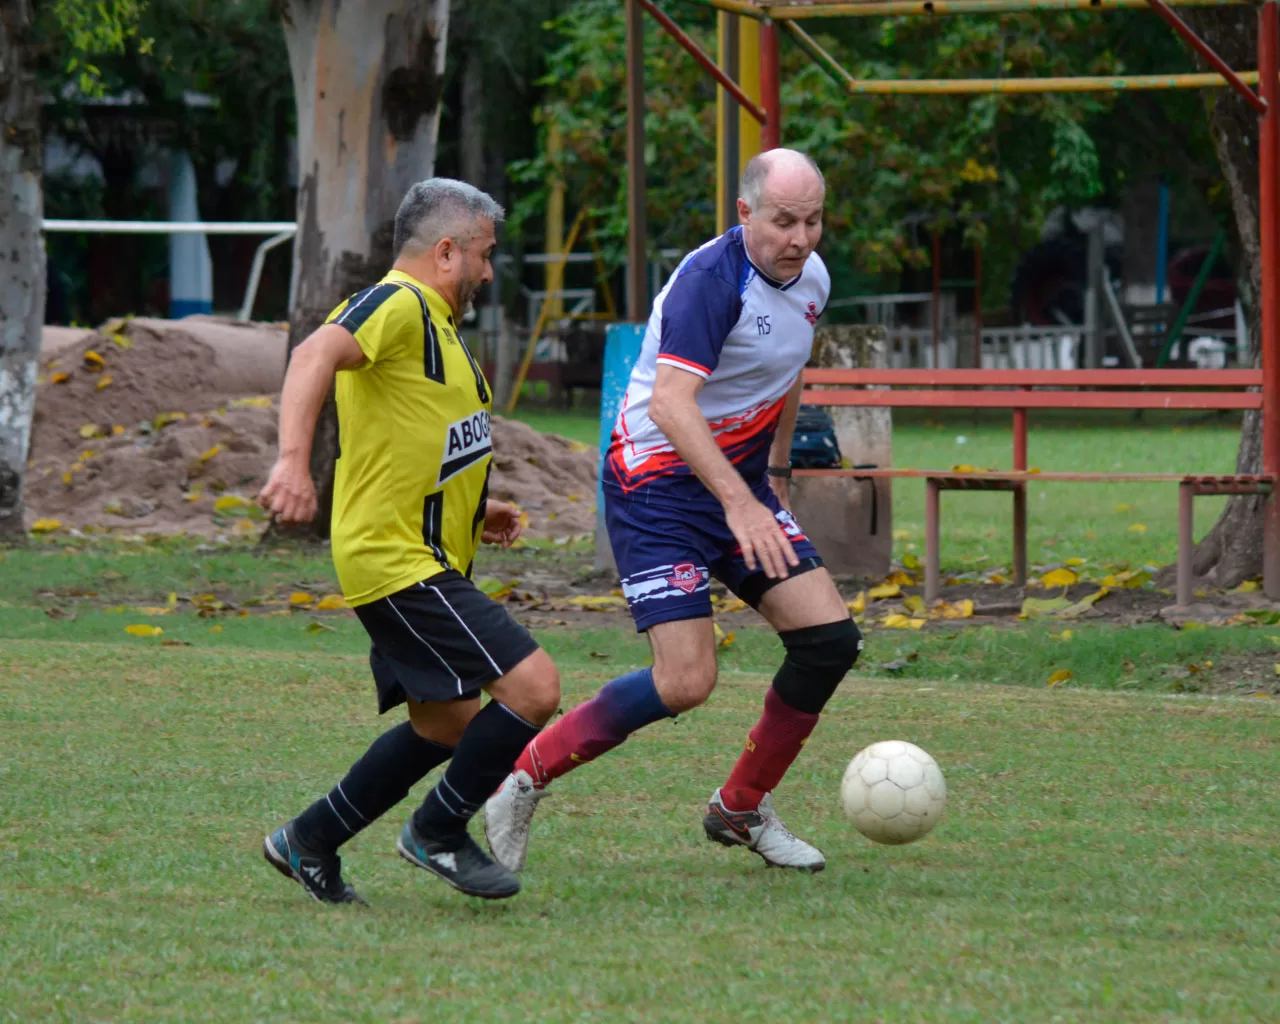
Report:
604,482,823,631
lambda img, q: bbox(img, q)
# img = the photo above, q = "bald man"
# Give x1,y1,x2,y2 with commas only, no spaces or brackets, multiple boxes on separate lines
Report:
486,149,862,874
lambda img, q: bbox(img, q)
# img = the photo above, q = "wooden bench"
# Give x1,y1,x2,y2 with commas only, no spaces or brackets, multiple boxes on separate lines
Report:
796,368,1275,605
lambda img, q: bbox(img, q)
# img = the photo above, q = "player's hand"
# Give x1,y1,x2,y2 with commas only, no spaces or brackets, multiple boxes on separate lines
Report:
258,456,317,523
482,500,523,547
768,474,792,511
724,495,801,580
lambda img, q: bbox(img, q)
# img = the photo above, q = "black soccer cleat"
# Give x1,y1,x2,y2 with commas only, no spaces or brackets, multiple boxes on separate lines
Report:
263,823,366,904
397,819,521,900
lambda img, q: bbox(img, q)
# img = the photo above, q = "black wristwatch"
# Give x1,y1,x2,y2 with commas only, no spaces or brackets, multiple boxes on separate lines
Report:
767,465,793,479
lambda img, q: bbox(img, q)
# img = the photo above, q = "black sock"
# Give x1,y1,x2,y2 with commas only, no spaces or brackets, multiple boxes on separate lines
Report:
293,721,453,854
413,700,541,839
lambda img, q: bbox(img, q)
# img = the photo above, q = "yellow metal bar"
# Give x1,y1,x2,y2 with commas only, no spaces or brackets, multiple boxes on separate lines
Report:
738,17,761,164
717,12,729,234
756,0,1246,16
507,209,588,414
544,120,565,318
840,70,1259,94
688,0,767,18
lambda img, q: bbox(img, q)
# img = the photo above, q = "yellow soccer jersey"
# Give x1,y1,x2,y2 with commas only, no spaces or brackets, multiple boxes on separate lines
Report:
325,269,493,606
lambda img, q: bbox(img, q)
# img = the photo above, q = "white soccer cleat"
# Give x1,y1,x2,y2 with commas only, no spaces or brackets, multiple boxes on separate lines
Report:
702,788,826,872
483,769,548,873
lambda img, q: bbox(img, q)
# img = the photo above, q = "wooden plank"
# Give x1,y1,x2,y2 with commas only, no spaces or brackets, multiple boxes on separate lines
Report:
802,367,1263,386
800,389,1263,409
793,469,1277,484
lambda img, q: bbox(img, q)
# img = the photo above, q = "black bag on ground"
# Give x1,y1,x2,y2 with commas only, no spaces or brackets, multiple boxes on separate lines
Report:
789,405,842,469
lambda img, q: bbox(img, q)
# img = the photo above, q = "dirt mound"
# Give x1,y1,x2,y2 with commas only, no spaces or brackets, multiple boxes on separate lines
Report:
26,318,598,541
32,316,287,461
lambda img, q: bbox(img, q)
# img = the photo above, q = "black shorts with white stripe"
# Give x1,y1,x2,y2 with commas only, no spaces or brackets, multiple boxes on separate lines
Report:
355,572,540,712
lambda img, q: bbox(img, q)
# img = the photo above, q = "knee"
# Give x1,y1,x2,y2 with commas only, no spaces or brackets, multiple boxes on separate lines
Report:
494,648,561,726
772,618,863,714
407,700,475,748
653,656,718,715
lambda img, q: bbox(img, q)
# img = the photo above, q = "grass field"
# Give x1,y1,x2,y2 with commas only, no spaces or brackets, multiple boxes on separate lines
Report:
3,538,1280,1022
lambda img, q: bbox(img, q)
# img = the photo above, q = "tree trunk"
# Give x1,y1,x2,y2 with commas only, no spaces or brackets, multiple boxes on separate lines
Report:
1174,9,1265,587
459,47,486,188
279,0,449,537
0,1,44,538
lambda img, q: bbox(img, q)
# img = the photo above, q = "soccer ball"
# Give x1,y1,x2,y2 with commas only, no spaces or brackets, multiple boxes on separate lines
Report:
840,740,947,845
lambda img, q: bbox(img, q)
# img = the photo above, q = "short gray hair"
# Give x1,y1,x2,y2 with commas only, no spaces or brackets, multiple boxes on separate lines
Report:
394,178,505,258
740,149,825,211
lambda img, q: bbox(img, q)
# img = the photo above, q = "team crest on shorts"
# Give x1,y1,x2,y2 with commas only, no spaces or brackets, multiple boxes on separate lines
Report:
667,562,703,595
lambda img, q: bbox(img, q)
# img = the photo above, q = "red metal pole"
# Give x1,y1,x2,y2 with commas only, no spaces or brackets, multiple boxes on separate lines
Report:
925,479,941,602
1177,481,1194,606
1013,397,1028,586
973,241,983,368
1145,0,1266,114
1260,2,1280,598
760,19,781,149
931,231,942,368
638,0,767,125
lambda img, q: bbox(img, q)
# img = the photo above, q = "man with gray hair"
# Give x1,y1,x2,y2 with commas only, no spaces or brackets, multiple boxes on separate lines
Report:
487,149,863,877
257,178,562,902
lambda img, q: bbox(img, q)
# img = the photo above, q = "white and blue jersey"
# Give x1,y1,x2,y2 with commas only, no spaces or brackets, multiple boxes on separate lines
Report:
602,227,830,632
604,226,830,505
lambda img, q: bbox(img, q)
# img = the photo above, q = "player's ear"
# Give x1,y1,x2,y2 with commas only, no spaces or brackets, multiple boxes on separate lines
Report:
736,197,751,225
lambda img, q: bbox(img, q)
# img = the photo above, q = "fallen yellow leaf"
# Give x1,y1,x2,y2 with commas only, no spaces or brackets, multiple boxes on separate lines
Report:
112,425,126,436
82,350,105,370
903,595,926,616
868,583,902,600
882,614,926,630
892,528,912,541
95,374,113,391
987,573,1009,585
199,445,222,462
135,606,171,616
230,396,273,408
1234,580,1261,592
1114,503,1132,513
902,552,922,571
1041,567,1077,588
1054,629,1074,642
78,424,104,439
567,595,628,610
713,623,735,648
214,495,250,513
231,520,259,536
846,591,867,615
952,464,978,473
289,592,316,607
209,625,223,633
315,594,348,610
153,411,187,429
1047,669,1073,687
51,372,70,384
718,597,748,613
884,571,915,586
568,440,591,453
937,599,975,619
1064,557,1086,567
1127,523,1148,533
30,519,63,533
125,624,164,637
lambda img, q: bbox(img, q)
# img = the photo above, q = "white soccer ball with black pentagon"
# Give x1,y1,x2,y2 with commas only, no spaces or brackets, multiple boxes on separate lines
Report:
840,740,947,845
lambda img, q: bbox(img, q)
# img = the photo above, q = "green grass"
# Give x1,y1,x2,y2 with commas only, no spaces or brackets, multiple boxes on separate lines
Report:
3,618,1279,1022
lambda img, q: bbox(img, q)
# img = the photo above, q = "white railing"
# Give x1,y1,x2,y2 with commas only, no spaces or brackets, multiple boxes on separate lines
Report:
42,220,297,321
885,326,1087,369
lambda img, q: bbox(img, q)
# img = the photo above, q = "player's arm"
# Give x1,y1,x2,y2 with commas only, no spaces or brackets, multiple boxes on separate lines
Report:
766,374,804,510
258,324,367,523
649,365,800,580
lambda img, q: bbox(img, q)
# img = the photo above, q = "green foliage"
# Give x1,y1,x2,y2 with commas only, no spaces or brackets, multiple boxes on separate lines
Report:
513,3,1224,302
38,0,150,95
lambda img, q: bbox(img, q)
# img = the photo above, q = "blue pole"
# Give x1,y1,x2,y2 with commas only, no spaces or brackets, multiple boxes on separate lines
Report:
1155,182,1170,310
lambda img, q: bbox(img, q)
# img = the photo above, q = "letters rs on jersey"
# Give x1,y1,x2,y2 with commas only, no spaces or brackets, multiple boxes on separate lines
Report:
325,270,494,606
605,226,830,503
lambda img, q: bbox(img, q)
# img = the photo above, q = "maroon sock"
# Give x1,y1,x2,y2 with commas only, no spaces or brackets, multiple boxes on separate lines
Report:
720,688,820,812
